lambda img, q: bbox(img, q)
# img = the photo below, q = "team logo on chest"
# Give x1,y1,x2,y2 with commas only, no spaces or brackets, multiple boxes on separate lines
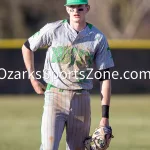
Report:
51,45,94,69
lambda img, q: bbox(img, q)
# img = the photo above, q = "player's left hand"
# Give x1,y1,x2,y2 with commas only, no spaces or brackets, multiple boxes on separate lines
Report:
91,125,114,150
84,124,114,150
99,118,110,148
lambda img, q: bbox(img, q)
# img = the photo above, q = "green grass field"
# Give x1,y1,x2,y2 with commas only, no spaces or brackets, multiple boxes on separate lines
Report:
0,94,150,150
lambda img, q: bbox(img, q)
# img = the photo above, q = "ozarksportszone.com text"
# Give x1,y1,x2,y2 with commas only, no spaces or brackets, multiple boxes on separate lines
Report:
0,68,150,80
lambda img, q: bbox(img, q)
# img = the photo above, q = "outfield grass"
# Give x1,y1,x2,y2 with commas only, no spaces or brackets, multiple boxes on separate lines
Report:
0,94,150,150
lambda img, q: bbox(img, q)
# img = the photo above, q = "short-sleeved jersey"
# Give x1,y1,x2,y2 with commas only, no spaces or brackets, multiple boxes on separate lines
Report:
25,19,114,90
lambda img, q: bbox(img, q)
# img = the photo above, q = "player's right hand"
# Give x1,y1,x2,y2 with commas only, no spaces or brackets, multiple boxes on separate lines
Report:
30,79,46,95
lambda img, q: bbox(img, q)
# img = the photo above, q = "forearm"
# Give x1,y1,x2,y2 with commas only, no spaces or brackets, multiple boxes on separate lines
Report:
22,45,36,80
100,79,112,126
100,79,111,106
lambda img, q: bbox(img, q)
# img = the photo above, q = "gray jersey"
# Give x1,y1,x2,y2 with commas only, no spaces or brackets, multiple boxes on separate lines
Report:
26,19,114,90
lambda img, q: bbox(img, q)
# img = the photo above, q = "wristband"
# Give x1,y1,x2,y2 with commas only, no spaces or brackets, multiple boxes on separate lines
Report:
102,105,109,118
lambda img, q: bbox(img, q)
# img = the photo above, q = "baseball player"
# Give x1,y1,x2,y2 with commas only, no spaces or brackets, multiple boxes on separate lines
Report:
22,0,114,150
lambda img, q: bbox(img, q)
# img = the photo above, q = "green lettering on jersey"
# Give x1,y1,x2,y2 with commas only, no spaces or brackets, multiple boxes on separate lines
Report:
51,45,94,67
51,46,64,62
51,45,94,83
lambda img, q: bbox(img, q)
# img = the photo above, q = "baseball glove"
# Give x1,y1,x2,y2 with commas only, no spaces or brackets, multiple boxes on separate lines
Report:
84,126,114,150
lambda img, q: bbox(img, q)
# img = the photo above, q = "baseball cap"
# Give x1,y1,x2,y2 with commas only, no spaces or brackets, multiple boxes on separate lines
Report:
65,0,88,6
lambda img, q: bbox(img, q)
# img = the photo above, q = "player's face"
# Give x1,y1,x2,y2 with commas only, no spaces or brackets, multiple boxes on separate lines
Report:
66,5,90,23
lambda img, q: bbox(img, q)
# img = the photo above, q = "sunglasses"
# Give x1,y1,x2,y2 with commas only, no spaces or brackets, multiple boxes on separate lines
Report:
69,5,84,11
69,8,84,12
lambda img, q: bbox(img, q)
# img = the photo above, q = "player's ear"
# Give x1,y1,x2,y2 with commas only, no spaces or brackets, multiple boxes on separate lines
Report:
66,6,70,15
86,5,90,13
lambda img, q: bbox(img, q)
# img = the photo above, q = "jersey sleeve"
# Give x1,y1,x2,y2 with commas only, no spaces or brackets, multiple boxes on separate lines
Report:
94,35,114,70
24,24,52,52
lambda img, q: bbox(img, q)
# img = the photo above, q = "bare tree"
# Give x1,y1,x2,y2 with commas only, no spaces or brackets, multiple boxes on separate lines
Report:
88,0,150,39
0,0,149,38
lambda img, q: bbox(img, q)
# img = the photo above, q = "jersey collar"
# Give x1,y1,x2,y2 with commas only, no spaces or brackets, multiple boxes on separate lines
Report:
63,19,94,37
